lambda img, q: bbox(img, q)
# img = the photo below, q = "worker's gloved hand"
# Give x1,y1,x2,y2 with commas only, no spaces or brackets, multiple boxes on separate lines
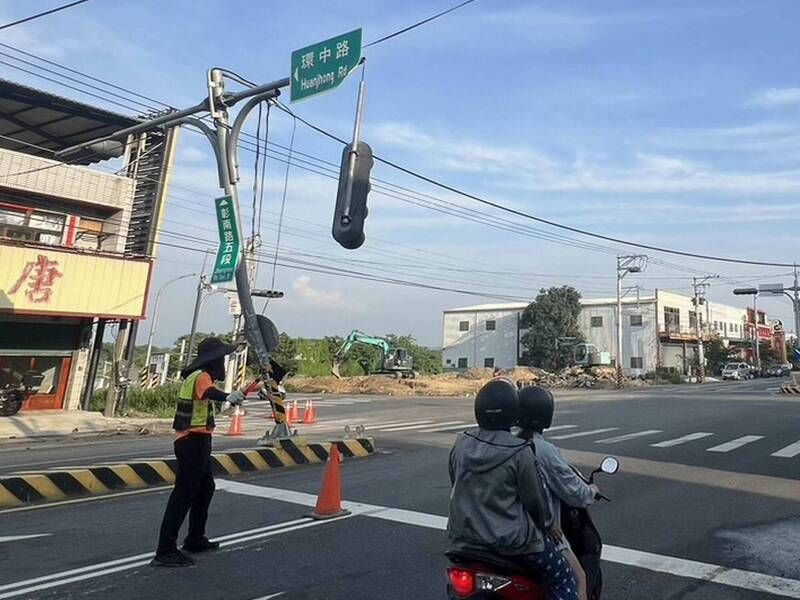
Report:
226,390,245,406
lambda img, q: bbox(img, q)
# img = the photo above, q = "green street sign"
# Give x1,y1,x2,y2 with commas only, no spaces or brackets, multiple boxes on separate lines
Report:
211,196,241,284
290,29,362,102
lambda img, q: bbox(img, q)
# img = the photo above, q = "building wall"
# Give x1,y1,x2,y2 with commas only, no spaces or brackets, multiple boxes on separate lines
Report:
442,309,521,369
580,299,659,376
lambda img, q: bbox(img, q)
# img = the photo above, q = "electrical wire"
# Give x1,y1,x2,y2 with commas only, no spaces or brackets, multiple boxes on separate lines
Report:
364,0,478,48
0,0,92,32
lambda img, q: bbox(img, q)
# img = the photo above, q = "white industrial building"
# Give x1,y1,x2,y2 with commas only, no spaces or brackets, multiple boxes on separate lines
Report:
442,290,764,375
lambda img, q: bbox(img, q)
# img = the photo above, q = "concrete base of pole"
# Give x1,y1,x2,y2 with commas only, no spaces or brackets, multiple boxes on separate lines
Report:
257,422,295,445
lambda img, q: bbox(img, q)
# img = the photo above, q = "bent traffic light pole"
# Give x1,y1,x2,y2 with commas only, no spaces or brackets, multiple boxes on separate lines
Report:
58,68,293,440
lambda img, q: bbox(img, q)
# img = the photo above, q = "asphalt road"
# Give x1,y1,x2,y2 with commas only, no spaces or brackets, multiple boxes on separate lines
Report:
1,377,799,599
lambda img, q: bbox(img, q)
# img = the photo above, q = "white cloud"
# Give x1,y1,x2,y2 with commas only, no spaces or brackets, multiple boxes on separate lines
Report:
748,88,800,108
291,275,345,308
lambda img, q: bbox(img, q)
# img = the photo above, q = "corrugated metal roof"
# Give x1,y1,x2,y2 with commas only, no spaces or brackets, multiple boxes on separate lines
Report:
0,79,139,165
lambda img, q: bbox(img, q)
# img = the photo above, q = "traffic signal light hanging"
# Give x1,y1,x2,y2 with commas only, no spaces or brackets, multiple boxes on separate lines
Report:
332,141,373,249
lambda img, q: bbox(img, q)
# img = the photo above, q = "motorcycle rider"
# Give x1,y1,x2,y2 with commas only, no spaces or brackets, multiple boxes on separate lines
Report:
448,378,580,600
517,386,599,600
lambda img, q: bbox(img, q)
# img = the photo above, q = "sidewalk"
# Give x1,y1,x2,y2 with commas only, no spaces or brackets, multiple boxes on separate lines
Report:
0,410,172,442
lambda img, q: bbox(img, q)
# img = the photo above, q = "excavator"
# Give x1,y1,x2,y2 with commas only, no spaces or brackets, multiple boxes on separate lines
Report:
331,330,416,379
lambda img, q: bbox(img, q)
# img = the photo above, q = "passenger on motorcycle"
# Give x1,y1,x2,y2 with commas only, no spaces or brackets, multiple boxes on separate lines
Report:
517,386,599,600
447,378,580,600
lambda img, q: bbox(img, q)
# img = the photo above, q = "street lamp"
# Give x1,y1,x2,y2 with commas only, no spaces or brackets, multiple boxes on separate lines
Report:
616,255,647,388
733,288,761,372
144,272,198,377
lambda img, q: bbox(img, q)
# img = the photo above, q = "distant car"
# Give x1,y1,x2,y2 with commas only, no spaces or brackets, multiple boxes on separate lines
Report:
766,364,792,377
721,362,754,381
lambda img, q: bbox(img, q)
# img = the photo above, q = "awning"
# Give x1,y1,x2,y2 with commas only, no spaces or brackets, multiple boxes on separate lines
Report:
0,79,140,165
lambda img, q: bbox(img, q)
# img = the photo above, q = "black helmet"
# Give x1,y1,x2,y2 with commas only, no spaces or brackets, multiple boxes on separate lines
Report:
518,386,554,432
474,378,518,430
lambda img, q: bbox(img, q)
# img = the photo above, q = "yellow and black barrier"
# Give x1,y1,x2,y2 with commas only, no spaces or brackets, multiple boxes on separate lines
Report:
0,437,375,508
780,384,800,395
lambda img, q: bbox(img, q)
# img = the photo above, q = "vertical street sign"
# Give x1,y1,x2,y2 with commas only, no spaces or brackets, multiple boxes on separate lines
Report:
291,29,362,102
211,196,241,283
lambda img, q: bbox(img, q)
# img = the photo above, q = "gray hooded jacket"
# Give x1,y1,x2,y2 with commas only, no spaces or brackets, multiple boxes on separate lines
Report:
447,428,548,556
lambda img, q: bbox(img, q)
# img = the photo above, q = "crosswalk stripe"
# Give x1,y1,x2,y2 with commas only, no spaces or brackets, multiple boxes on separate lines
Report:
378,422,438,432
368,420,434,429
596,430,662,444
651,432,713,448
706,435,764,453
771,440,800,458
417,421,472,433
550,428,618,440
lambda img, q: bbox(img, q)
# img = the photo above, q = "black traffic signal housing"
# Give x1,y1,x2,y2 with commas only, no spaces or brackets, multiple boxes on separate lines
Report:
332,141,373,249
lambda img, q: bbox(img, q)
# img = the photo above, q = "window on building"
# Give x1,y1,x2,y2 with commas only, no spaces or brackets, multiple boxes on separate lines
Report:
714,321,719,330
630,314,643,327
484,357,495,368
485,320,496,331
457,357,468,369
445,359,452,364
459,321,469,332
758,313,766,325
664,307,680,331
630,357,644,369
0,203,65,246
689,311,698,330
590,316,603,327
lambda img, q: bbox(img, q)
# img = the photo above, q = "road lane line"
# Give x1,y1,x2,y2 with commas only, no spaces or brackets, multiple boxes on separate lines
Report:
416,421,472,433
379,422,440,432
706,435,764,453
220,480,800,598
550,428,618,440
249,593,285,600
0,517,324,597
771,440,800,458
596,430,662,444
547,425,577,432
651,432,713,448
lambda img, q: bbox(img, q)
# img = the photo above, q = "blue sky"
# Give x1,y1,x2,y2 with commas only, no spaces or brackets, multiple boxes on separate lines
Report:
1,0,799,346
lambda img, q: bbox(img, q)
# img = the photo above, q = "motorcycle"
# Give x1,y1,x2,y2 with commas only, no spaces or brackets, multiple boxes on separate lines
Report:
445,456,619,600
0,372,44,417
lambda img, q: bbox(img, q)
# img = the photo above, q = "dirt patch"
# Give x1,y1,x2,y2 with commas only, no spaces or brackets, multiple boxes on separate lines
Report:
285,366,646,396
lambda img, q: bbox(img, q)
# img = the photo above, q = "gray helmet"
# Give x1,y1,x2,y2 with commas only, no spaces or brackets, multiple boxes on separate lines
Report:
517,386,554,431
474,378,518,430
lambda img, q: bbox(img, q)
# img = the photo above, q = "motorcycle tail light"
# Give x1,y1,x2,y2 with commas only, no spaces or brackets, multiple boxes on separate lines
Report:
476,573,512,592
447,568,475,596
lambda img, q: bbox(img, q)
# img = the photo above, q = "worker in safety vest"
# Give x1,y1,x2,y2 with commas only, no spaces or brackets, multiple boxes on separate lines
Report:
151,337,245,567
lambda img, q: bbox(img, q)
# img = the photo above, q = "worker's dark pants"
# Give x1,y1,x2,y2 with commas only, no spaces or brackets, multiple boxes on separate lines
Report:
156,434,215,554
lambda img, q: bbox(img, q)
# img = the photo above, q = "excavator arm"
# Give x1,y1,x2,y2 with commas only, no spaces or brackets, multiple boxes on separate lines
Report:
331,330,391,378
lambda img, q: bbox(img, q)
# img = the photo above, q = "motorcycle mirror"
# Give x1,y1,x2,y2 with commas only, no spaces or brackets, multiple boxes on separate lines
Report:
600,456,619,475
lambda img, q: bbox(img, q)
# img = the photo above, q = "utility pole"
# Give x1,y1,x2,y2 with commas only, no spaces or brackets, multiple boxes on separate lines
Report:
616,255,647,389
691,275,716,383
186,273,211,367
145,272,197,379
794,264,800,352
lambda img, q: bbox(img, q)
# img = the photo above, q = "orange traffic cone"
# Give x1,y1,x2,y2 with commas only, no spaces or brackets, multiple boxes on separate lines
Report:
302,399,317,424
226,406,244,436
287,400,299,425
309,444,350,520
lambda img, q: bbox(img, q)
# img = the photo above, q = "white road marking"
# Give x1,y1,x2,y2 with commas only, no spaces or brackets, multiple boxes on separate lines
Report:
220,480,800,598
547,425,577,432
596,430,662,444
772,440,800,458
706,435,764,453
0,534,51,543
379,422,439,432
651,432,714,448
249,593,285,600
550,428,618,440
416,421,472,433
0,517,339,599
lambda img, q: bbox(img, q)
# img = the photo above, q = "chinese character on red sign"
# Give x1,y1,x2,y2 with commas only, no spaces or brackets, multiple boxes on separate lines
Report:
9,254,63,303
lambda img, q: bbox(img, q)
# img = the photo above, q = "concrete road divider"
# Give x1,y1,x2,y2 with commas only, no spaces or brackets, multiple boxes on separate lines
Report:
0,437,375,508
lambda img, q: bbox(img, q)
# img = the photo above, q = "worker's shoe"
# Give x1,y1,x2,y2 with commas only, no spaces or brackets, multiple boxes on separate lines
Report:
150,549,195,567
182,537,220,553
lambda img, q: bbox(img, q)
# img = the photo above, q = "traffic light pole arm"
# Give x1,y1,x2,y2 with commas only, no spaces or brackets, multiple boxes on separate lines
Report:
342,75,367,225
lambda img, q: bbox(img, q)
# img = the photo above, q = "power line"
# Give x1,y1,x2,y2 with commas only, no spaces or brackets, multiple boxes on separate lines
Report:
364,0,478,48
0,0,92,32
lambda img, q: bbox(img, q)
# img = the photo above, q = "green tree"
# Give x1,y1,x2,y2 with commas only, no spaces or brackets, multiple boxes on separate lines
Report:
520,286,584,371
271,332,299,374
704,337,734,375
